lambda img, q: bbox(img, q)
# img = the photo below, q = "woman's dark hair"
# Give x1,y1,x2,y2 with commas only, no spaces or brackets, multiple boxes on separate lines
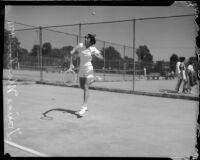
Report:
85,34,96,45
179,57,185,62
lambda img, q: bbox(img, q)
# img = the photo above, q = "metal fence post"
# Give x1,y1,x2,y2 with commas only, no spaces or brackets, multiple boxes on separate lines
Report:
75,24,82,83
76,35,79,83
79,23,82,43
103,41,106,81
123,45,125,81
39,26,43,81
133,19,136,91
36,29,39,71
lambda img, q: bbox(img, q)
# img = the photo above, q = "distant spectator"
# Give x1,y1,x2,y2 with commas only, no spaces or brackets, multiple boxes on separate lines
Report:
175,57,181,92
167,71,171,79
180,57,188,93
187,60,197,93
175,57,187,93
144,67,146,77
171,71,175,79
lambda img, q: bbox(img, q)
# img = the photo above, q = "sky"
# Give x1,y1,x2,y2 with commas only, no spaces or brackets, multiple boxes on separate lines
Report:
5,3,197,61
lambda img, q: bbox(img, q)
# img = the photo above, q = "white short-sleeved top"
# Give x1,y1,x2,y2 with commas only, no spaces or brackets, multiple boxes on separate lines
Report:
176,61,181,74
187,65,194,72
77,43,100,69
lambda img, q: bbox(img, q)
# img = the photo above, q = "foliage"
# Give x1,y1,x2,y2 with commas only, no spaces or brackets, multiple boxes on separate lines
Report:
99,46,122,69
30,44,40,56
136,45,153,72
42,42,52,56
4,29,21,57
169,53,178,72
4,29,21,68
136,45,153,63
4,29,10,56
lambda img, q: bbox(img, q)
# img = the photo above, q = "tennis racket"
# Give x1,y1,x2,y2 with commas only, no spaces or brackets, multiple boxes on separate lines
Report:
63,55,76,84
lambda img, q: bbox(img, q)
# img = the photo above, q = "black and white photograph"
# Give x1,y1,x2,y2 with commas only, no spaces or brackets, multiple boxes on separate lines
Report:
2,1,200,159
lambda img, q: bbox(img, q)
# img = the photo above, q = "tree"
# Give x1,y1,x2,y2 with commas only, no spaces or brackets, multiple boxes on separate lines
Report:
169,53,178,72
92,54,104,70
136,45,153,71
136,45,153,62
51,48,61,58
59,46,74,69
10,37,21,58
18,48,28,56
4,29,21,58
4,29,10,56
60,46,73,60
154,61,165,76
101,46,122,69
4,29,21,68
124,56,134,70
42,42,52,56
18,48,29,63
30,44,40,56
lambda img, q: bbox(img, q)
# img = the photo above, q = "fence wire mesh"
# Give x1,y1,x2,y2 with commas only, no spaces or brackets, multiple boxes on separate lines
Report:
4,14,198,95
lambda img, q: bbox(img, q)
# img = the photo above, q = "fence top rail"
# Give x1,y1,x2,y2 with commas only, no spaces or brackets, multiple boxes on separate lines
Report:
44,28,78,37
136,14,195,21
5,20,36,28
41,14,195,28
14,27,40,32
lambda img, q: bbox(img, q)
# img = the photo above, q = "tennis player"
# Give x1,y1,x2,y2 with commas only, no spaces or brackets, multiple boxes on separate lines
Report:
70,34,103,116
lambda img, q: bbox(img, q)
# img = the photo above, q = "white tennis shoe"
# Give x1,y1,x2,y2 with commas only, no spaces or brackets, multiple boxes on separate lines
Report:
77,106,88,116
95,76,102,82
88,75,102,85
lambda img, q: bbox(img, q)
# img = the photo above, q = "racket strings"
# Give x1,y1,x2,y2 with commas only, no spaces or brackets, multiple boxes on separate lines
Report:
63,55,77,83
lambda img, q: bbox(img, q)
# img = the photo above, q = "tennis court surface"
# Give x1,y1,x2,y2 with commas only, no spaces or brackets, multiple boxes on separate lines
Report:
3,80,198,157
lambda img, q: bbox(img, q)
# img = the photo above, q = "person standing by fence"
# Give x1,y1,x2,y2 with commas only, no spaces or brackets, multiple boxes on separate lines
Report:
175,57,181,92
187,60,197,94
144,67,147,78
175,57,188,93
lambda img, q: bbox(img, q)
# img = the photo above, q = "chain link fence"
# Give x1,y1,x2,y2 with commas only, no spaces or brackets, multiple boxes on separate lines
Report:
4,14,198,95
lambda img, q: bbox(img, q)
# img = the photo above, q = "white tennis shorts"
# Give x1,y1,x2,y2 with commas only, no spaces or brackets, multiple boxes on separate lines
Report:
79,65,94,79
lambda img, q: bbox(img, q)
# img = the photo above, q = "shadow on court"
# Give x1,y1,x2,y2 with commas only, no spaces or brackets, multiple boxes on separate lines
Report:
41,108,83,119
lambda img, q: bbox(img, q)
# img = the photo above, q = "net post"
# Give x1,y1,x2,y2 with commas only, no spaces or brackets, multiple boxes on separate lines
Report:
39,26,43,81
133,19,136,91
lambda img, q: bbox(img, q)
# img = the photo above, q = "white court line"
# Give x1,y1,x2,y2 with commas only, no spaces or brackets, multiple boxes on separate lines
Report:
171,156,190,160
4,139,50,157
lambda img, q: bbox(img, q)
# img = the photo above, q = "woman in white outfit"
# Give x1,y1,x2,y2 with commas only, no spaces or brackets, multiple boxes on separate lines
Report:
70,34,103,116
